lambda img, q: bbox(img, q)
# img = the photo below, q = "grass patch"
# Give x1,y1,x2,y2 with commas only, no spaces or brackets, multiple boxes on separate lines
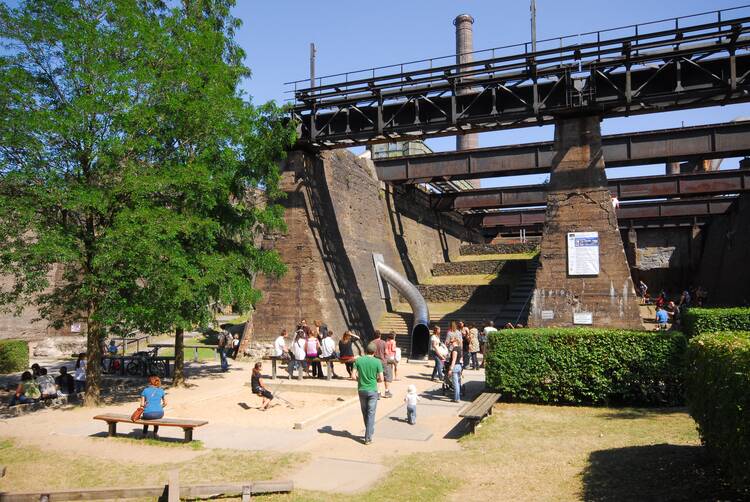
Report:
422,273,516,286
0,438,299,493
99,435,205,450
454,251,538,262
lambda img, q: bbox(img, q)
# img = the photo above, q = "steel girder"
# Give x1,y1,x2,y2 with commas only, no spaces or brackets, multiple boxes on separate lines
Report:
374,120,750,183
290,9,750,149
475,196,736,229
431,169,750,211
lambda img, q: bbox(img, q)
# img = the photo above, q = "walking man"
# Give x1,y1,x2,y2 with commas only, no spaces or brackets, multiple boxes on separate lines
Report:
353,342,383,445
218,329,231,372
372,331,392,398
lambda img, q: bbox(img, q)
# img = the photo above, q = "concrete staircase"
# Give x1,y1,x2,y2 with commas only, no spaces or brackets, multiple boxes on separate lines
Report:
378,240,539,357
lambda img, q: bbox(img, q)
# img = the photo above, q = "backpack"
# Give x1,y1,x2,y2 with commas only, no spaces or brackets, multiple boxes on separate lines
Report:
218,331,230,348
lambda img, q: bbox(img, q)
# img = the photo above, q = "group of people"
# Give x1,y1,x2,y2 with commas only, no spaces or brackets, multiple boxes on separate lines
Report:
639,280,707,330
217,329,241,371
8,359,86,406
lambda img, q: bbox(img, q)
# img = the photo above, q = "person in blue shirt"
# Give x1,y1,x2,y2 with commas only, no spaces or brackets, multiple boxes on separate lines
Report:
140,375,166,438
655,306,669,331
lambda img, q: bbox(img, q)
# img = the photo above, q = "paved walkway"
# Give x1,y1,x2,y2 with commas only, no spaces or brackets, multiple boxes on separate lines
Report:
0,355,487,493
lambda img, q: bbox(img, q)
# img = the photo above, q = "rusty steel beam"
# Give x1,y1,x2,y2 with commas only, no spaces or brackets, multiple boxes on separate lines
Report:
375,121,750,183
479,197,736,228
436,169,750,210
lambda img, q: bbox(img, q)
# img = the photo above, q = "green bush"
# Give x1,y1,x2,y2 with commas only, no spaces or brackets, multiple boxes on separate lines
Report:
485,328,686,405
682,308,750,338
686,332,750,491
0,339,29,374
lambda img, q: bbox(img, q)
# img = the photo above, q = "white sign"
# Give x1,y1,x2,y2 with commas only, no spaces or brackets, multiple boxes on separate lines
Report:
567,232,600,276
541,310,554,320
70,323,82,333
573,312,593,325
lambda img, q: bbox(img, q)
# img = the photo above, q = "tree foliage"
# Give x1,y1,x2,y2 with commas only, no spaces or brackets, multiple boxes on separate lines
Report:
0,0,294,401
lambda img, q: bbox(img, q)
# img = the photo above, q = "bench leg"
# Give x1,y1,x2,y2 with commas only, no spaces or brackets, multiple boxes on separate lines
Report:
326,360,332,381
193,347,199,363
184,428,193,443
108,422,117,437
272,360,277,380
241,485,252,502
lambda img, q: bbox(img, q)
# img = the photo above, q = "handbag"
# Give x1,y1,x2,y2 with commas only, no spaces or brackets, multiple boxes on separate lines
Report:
131,406,144,422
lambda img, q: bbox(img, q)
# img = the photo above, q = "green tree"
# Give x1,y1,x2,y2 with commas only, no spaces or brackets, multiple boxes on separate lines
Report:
0,0,292,402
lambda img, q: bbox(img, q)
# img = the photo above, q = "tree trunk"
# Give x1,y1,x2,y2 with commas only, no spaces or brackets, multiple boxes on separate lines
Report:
173,326,185,386
237,312,254,360
84,323,104,406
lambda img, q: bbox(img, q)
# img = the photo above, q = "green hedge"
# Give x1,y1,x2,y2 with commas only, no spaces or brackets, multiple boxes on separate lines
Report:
485,328,686,405
686,332,750,491
0,340,29,374
682,308,750,338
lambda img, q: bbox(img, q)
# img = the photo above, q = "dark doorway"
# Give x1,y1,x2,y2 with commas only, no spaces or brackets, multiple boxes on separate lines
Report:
411,323,430,359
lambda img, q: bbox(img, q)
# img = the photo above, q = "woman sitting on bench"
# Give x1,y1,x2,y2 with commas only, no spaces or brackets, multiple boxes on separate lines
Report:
251,362,274,411
140,375,167,438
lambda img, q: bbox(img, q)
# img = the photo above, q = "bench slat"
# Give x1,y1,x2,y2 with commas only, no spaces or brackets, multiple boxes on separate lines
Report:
459,393,500,419
93,413,207,428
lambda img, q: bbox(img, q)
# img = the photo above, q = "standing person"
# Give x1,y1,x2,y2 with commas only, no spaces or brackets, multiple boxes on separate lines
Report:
36,368,57,399
353,343,383,445
251,362,274,410
446,321,460,345
430,326,445,382
459,321,471,368
468,323,480,370
679,288,692,308
291,327,308,376
320,330,339,379
404,384,421,425
274,329,292,377
305,327,323,379
385,331,398,381
74,353,86,393
479,321,494,369
231,334,240,359
217,329,230,372
8,371,40,406
638,280,648,300
140,375,166,438
372,331,392,398
338,331,358,379
448,337,463,403
55,366,75,396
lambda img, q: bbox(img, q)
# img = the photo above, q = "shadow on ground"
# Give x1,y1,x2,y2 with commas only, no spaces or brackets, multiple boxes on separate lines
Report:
599,407,688,420
581,444,739,501
317,425,362,444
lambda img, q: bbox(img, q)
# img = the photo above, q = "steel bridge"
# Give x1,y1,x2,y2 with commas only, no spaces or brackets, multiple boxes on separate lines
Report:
288,6,750,149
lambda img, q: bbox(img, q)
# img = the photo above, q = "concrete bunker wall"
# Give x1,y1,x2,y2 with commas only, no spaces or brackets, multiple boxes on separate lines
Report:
250,149,478,345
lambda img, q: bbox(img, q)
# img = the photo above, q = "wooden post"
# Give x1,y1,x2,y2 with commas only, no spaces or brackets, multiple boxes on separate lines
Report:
241,484,252,501
193,347,199,363
168,470,180,502
108,422,117,437
271,359,277,380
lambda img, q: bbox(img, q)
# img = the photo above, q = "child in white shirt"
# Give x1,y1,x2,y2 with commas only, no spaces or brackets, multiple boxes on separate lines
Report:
405,384,421,425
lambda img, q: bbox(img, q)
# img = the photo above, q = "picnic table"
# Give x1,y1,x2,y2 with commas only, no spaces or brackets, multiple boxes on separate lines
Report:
148,343,218,362
263,355,340,381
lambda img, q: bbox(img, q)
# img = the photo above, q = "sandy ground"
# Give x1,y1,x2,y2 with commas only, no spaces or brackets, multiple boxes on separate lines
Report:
0,356,483,492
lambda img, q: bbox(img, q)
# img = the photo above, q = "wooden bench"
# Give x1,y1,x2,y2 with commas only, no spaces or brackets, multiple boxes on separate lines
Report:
459,392,501,433
262,355,340,381
93,413,208,443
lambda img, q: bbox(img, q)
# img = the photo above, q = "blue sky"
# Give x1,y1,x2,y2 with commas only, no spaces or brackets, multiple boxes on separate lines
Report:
234,0,750,187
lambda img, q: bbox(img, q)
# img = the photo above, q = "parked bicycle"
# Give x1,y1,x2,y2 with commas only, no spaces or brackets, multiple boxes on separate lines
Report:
125,350,167,377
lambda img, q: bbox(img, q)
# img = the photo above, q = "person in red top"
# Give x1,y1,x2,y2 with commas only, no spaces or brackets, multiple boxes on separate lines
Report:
372,331,392,398
385,331,398,381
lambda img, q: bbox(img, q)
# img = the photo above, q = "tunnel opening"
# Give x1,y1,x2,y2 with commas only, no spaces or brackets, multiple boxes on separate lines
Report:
411,323,430,360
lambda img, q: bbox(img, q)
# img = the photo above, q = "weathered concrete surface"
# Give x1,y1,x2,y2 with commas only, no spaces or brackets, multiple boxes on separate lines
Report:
432,260,527,276
626,227,702,294
696,193,750,305
529,116,642,329
250,150,480,344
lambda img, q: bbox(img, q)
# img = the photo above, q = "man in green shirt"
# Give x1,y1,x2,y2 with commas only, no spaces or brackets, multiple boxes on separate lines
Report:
353,342,384,445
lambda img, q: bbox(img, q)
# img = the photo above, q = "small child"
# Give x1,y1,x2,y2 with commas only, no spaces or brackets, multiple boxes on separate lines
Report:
405,384,420,425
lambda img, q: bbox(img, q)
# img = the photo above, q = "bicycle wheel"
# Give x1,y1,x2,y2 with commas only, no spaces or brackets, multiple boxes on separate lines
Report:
149,360,167,377
126,360,142,376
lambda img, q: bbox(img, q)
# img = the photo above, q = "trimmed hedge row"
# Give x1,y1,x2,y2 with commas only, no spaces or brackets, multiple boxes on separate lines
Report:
0,339,29,374
485,328,686,405
682,308,750,338
686,332,750,491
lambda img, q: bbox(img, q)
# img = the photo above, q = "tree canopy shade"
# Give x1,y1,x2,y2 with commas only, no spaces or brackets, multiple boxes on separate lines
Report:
0,0,294,401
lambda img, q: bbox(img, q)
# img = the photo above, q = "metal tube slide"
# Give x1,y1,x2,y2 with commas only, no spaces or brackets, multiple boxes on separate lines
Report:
375,261,431,359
